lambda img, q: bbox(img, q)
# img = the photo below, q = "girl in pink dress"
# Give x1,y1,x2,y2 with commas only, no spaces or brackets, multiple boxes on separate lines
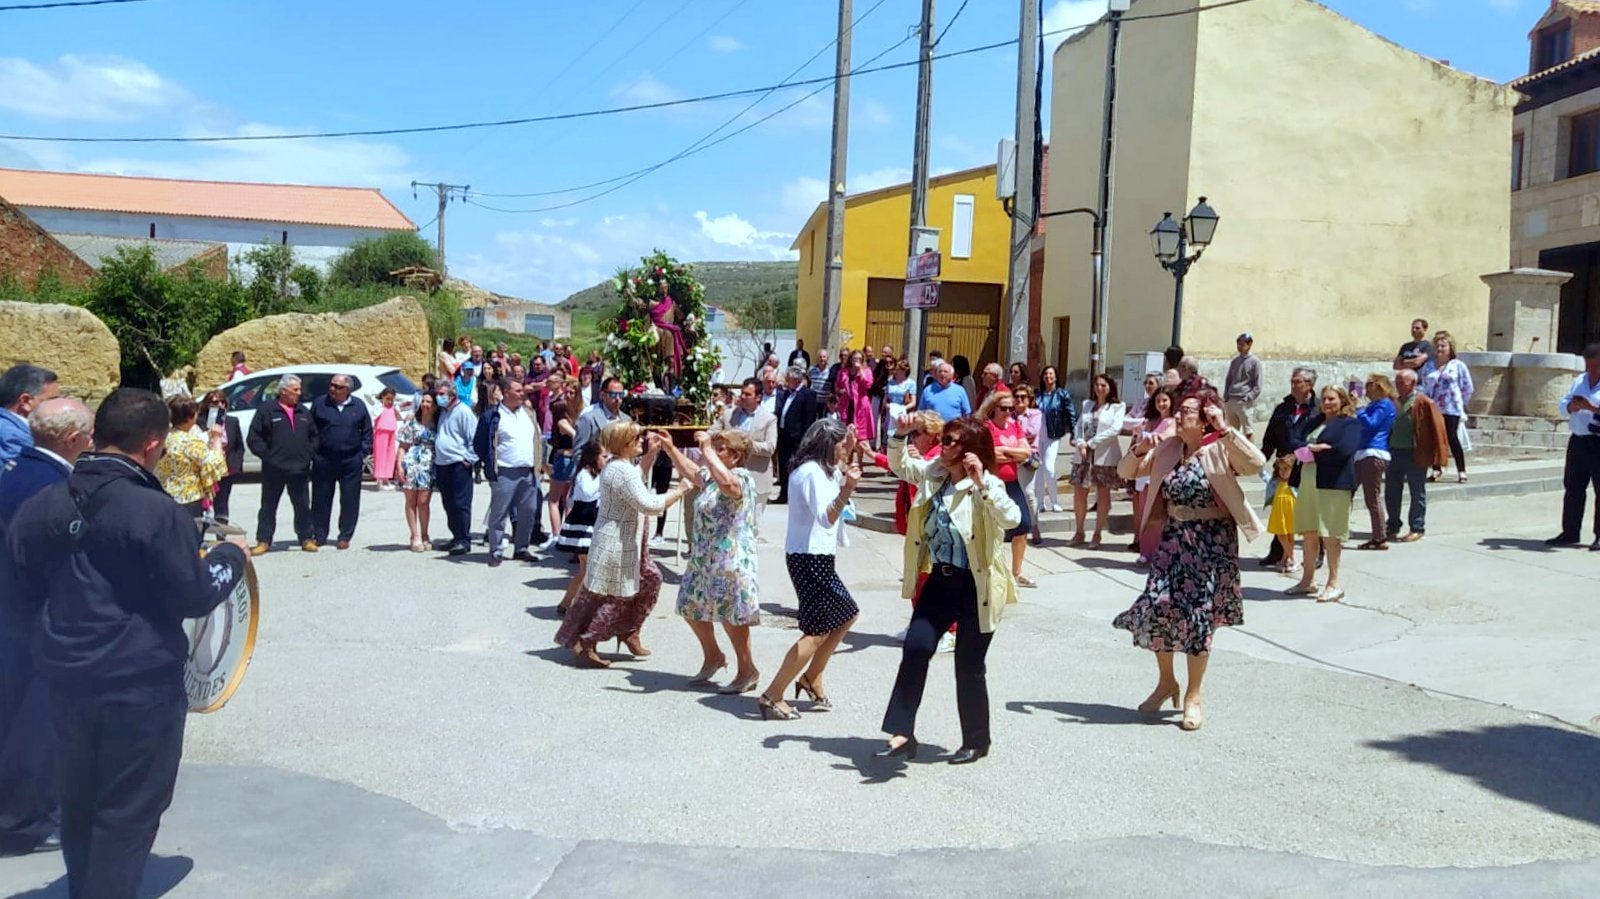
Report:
835,350,876,459
373,389,399,490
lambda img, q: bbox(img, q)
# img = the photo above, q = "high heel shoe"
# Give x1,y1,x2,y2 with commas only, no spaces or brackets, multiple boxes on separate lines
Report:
718,671,760,694
688,656,728,685
573,644,610,669
1138,683,1180,714
875,736,918,760
794,675,833,710
757,695,800,720
1180,701,1205,731
616,633,651,657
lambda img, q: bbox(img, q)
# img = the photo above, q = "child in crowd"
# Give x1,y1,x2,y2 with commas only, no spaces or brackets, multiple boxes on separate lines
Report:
1267,454,1299,574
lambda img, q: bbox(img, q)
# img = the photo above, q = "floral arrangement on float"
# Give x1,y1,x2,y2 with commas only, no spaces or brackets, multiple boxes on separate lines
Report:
603,250,720,417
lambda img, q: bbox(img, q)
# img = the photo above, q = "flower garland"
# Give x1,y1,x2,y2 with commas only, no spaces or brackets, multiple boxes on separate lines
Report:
604,250,721,413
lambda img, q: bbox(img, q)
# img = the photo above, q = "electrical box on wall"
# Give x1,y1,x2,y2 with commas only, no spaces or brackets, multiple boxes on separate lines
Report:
1109,0,1132,12
996,138,1017,200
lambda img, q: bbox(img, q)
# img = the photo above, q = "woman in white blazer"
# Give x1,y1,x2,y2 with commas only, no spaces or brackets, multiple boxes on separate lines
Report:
555,420,687,668
1070,374,1127,549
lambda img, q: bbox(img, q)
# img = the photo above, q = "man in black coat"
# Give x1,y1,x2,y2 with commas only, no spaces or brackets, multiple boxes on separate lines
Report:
1258,366,1321,566
0,396,91,857
308,374,372,550
773,364,819,505
247,374,318,554
7,388,248,898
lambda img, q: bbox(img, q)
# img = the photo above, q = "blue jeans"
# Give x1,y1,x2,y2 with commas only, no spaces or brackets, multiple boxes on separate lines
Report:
1384,448,1427,535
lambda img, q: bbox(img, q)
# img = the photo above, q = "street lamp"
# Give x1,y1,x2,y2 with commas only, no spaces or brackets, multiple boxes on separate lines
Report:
1150,196,1220,346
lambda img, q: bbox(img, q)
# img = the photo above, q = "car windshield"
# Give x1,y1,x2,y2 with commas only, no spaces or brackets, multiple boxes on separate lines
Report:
379,371,420,396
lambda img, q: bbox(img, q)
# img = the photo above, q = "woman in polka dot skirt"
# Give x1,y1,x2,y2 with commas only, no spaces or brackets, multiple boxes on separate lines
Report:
757,418,863,720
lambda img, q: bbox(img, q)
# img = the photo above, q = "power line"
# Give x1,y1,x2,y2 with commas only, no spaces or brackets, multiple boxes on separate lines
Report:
470,0,895,200
541,0,649,92
0,0,148,9
578,0,702,92
464,29,917,215
0,0,1260,144
655,0,756,70
934,0,968,47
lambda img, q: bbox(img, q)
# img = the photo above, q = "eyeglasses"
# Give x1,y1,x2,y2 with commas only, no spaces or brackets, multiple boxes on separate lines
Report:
606,391,626,398
998,405,1015,412
940,435,961,447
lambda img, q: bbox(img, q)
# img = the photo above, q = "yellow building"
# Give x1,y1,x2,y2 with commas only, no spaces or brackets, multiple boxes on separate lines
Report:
793,165,1012,365
1044,0,1517,378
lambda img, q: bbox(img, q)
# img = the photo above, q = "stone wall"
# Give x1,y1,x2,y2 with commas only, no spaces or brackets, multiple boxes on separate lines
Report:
193,296,430,389
0,301,120,403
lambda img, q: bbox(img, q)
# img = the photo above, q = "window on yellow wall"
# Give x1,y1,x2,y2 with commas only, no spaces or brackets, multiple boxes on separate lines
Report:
952,194,974,259
808,231,816,275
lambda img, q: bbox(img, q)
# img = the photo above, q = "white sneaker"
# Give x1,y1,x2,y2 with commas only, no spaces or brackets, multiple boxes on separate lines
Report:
1051,504,1064,513
893,627,909,642
937,631,957,653
649,535,667,547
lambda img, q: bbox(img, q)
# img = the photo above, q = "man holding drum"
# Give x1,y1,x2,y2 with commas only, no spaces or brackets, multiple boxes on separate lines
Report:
7,388,249,899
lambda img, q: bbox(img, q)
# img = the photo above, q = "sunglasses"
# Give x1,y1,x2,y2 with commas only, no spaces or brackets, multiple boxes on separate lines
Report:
606,391,626,398
998,405,1015,412
940,435,961,447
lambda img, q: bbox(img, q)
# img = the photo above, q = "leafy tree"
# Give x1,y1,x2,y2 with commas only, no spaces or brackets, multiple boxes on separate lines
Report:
289,264,324,305
327,231,438,288
722,292,786,377
87,246,249,388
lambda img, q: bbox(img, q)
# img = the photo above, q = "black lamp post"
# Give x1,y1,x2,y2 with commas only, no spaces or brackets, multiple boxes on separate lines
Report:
1150,196,1219,346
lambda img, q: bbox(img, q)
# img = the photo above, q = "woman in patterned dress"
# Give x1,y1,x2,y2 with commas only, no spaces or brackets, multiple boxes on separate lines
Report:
660,429,762,694
1424,330,1474,483
1113,388,1265,731
155,396,228,519
555,421,688,668
397,393,438,552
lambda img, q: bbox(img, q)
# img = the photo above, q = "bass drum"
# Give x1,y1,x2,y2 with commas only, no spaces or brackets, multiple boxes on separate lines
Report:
184,552,260,713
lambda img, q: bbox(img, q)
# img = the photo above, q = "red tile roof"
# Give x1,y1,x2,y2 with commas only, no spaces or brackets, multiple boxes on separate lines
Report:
0,167,414,231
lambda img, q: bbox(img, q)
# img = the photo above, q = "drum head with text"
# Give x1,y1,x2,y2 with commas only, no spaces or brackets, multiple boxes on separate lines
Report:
184,553,259,713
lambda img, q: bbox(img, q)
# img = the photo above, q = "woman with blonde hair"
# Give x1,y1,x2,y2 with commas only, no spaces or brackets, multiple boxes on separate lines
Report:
556,421,689,667
1354,375,1398,550
879,414,1021,763
1113,388,1264,731
979,389,1036,586
1285,385,1364,603
660,428,762,693
155,395,228,518
1424,330,1474,483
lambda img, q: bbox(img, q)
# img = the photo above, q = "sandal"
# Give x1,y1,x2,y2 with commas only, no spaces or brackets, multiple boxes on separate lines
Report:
1457,473,1468,484
1284,583,1319,596
1068,532,1086,547
1317,587,1345,604
1090,535,1103,550
1015,574,1037,588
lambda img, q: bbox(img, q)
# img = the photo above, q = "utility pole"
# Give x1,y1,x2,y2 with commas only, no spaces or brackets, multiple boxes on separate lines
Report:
1089,4,1127,380
903,0,936,372
411,181,470,276
819,0,852,354
1004,0,1039,367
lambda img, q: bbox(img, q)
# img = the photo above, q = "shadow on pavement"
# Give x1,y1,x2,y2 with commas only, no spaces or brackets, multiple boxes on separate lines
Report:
1476,537,1562,553
1005,699,1173,727
604,666,702,695
12,854,194,899
521,577,571,591
839,629,903,654
1367,723,1600,827
1241,585,1308,604
759,734,951,785
523,604,564,622
364,543,418,553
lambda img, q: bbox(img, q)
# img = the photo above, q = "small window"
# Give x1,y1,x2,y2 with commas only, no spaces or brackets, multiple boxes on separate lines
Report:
1536,22,1574,72
1512,134,1525,191
1570,112,1600,177
951,194,975,259
224,376,269,412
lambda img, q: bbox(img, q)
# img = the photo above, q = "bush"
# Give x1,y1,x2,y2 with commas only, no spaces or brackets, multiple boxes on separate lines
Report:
328,232,439,288
87,246,249,388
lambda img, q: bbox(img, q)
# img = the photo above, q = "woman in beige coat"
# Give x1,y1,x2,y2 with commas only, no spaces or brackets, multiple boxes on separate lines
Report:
555,421,687,667
1113,388,1265,731
878,415,1021,764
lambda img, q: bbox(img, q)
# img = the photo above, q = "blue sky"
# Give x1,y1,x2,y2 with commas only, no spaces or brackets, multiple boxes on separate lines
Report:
0,0,1545,301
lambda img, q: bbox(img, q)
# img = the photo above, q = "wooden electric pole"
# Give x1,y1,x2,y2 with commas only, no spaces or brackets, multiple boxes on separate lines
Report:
1004,0,1039,367
412,181,470,276
902,0,936,371
820,0,852,354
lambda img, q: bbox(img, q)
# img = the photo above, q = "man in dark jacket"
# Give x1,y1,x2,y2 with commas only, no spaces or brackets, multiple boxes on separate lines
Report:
0,396,91,857
247,374,318,554
1258,366,1321,566
308,374,372,550
7,388,248,898
773,365,819,505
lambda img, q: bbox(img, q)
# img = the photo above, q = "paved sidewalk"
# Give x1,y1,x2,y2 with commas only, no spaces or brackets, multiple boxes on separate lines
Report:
1,478,1596,897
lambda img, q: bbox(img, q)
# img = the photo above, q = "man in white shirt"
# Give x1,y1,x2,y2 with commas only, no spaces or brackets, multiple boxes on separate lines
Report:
1549,342,1600,550
714,379,778,515
476,379,544,566
758,369,780,417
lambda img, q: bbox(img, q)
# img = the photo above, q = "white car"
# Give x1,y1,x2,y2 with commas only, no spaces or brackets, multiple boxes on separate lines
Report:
215,364,422,474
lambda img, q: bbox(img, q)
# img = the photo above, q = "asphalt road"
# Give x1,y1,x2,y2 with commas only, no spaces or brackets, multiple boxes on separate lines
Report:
2,476,1597,897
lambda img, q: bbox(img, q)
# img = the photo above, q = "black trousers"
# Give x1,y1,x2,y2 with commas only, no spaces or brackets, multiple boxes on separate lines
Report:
255,467,311,545
51,681,186,899
776,435,797,503
433,460,474,547
1561,434,1600,539
1442,414,1467,473
0,633,57,854
651,452,672,537
212,475,236,522
311,455,363,544
882,567,995,751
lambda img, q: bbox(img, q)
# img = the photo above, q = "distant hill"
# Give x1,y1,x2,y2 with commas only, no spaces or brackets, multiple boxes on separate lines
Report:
560,260,798,317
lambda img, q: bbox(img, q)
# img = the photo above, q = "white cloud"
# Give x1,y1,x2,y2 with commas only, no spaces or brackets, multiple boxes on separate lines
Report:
708,34,746,53
1042,0,1105,50
453,210,797,302
861,98,893,127
611,73,681,106
851,167,912,192
780,176,828,222
0,54,195,122
77,122,417,191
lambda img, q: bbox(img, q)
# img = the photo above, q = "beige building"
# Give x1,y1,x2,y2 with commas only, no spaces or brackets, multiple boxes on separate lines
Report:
1044,0,1517,380
1510,0,1600,352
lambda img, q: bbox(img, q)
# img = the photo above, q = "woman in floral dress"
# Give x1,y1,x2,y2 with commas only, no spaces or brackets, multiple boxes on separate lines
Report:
661,429,762,693
397,393,439,552
1113,388,1265,731
1424,330,1474,482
